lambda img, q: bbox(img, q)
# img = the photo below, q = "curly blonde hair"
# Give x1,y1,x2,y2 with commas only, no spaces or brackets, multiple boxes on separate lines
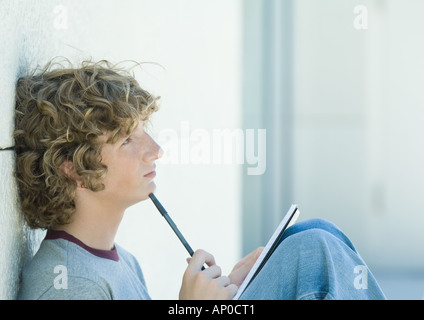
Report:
14,59,160,229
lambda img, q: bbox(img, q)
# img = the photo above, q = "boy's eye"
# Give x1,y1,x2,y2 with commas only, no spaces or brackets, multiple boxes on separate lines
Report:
122,137,131,145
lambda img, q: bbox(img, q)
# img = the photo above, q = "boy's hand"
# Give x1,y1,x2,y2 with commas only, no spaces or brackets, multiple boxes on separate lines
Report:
179,249,238,300
228,247,264,287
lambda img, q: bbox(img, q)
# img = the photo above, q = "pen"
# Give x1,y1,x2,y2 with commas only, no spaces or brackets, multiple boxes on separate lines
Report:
149,193,205,270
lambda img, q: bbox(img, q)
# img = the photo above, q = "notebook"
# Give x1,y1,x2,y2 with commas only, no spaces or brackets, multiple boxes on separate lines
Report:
233,204,300,299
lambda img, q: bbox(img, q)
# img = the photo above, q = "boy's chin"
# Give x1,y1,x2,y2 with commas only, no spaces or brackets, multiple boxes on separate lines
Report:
140,183,157,201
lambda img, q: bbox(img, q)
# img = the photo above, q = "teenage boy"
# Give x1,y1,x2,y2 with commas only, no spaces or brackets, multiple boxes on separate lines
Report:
15,60,386,300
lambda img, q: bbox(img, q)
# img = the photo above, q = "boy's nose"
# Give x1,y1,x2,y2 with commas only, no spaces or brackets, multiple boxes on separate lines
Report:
157,146,164,159
144,134,163,162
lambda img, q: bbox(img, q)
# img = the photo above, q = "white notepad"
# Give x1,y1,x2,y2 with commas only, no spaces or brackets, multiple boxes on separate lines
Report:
233,204,300,300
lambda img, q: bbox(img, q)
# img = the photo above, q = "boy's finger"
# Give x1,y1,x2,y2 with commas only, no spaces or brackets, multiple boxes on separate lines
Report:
187,249,215,272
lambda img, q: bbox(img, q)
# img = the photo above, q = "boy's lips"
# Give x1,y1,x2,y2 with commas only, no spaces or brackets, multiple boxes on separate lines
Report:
144,166,156,178
144,170,156,178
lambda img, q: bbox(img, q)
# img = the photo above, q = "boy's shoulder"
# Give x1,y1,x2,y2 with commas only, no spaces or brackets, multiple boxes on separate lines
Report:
17,237,149,300
17,238,110,299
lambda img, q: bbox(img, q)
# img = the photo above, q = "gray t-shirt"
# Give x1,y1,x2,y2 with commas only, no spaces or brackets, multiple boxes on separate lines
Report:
18,229,151,300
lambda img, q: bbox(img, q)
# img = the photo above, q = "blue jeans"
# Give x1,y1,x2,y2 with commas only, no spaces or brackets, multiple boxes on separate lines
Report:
239,218,386,300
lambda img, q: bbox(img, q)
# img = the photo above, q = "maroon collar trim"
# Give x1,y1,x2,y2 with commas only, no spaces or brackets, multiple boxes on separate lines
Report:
45,229,119,262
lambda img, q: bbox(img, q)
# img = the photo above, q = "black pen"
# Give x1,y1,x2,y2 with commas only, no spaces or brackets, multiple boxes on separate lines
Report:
149,193,205,270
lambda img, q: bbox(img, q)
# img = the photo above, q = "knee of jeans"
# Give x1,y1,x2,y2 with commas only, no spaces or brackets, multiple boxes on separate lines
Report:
280,218,334,242
294,218,337,232
280,218,357,253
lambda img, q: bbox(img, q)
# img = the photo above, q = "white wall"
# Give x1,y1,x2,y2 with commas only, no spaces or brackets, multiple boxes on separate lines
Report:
291,0,371,255
0,0,242,299
291,0,424,273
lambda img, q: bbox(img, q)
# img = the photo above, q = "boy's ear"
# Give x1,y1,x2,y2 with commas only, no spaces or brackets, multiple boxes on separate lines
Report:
60,160,83,186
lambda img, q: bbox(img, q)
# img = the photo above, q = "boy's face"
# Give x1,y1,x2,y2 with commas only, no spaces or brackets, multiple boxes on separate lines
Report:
97,120,163,209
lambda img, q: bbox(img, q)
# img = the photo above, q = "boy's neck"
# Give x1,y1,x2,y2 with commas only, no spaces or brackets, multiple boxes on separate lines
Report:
54,192,125,251
55,218,121,251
